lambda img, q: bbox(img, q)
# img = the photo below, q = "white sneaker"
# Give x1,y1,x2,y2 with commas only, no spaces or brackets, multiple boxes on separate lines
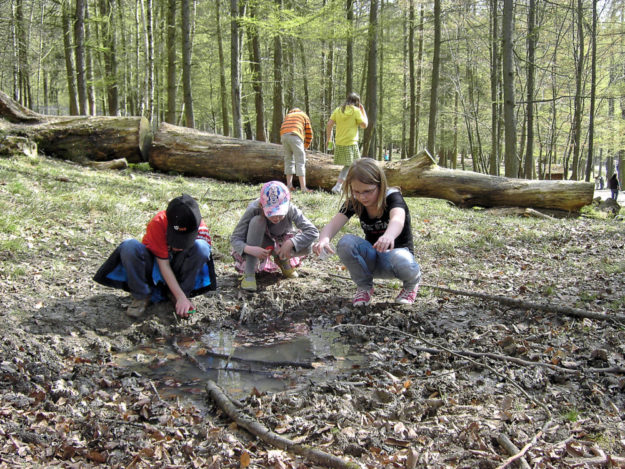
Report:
331,182,342,194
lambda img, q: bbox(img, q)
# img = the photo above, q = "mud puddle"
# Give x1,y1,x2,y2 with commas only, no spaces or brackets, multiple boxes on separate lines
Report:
114,323,364,409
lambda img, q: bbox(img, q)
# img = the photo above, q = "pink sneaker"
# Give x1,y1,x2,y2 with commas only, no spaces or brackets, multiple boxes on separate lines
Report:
353,288,374,306
395,286,419,305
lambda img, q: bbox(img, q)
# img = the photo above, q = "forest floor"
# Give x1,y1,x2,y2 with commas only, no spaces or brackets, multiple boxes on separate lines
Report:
1,154,625,468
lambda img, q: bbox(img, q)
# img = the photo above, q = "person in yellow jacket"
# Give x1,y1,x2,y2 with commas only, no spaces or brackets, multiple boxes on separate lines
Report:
280,108,314,193
325,92,368,193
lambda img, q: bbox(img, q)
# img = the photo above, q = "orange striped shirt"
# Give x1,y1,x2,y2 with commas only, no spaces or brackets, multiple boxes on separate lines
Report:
280,108,313,149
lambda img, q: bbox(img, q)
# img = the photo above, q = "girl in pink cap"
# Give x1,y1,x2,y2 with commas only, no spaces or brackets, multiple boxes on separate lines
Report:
230,181,319,291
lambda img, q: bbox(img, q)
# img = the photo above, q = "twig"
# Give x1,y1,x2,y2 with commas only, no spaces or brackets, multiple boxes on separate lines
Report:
206,380,358,469
422,283,625,324
403,345,625,375
204,349,313,369
497,434,532,469
336,323,552,420
496,431,543,469
149,380,168,405
171,336,207,372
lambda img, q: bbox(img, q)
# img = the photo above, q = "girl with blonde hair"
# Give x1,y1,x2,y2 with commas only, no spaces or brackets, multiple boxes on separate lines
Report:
313,158,421,306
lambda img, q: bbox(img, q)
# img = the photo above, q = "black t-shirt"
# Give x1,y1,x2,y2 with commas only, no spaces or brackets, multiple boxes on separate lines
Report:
340,189,414,254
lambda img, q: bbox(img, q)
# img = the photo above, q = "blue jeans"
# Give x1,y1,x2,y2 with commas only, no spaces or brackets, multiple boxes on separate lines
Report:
117,238,212,300
336,234,421,291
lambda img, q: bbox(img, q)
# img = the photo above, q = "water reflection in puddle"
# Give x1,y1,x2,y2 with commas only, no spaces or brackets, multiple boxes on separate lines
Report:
115,324,364,409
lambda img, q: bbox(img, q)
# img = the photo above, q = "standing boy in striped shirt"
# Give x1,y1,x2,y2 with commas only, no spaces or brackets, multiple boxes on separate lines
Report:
280,107,314,193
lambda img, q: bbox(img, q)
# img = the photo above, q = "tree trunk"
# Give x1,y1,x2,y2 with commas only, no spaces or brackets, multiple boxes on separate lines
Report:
362,0,378,158
270,0,283,143
100,0,119,116
215,0,229,136
585,0,597,183
345,0,353,95
502,0,518,177
489,0,499,175
408,0,416,158
0,91,151,163
149,122,593,212
61,0,79,115
231,0,242,138
181,0,194,127
0,89,592,213
415,3,424,156
166,0,176,124
15,0,33,109
426,0,440,157
74,0,88,115
84,1,97,115
248,3,266,142
524,0,536,179
571,0,584,180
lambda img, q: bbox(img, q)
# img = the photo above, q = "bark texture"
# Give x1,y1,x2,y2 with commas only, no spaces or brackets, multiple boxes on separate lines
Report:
150,122,593,212
0,91,151,163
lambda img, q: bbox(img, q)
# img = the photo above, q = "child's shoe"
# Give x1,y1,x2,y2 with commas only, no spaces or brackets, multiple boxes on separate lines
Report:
395,286,419,305
126,297,150,318
278,259,298,278
353,288,374,306
331,182,342,194
240,276,257,291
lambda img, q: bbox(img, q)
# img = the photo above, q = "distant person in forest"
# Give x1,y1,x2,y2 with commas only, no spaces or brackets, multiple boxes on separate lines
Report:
325,92,368,194
608,173,620,201
598,176,605,190
313,158,421,306
231,181,318,292
280,107,313,193
94,194,216,319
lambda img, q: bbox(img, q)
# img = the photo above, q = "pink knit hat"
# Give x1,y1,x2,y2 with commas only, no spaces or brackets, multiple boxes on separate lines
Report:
260,181,291,217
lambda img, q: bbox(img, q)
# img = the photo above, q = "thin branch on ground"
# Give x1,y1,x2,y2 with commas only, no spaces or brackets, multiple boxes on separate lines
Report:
422,283,625,324
335,323,553,420
206,380,359,469
496,431,543,469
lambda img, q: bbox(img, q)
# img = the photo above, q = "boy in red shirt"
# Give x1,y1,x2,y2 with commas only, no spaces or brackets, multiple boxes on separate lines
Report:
94,194,216,318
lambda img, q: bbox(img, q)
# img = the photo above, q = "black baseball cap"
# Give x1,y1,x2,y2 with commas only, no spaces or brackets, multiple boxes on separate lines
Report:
166,194,201,250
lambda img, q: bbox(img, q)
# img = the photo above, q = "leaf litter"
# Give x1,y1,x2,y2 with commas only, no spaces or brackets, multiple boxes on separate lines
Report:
1,157,624,468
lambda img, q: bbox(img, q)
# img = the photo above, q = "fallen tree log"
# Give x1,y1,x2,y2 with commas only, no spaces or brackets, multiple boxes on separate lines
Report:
0,90,151,164
1,90,593,211
150,122,593,212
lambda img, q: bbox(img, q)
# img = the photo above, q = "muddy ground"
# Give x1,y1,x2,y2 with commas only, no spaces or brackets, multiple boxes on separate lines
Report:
1,192,625,468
